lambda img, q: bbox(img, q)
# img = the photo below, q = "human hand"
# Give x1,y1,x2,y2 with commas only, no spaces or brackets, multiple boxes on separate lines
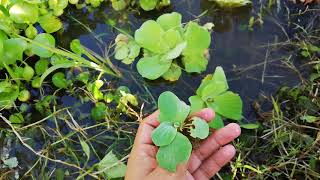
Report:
125,108,241,180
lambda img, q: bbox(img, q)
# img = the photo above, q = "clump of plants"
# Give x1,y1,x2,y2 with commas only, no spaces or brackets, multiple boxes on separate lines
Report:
111,0,170,11
114,12,212,81
151,66,243,172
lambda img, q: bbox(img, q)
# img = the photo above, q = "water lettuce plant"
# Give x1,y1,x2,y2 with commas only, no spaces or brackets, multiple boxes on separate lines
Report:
114,12,212,81
152,67,243,172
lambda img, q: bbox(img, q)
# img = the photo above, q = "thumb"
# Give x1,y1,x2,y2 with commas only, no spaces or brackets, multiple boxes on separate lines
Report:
175,163,188,178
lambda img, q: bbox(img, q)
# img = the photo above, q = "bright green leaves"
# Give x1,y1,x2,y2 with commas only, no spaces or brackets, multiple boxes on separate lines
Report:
97,151,126,179
182,22,211,73
91,102,107,121
156,132,192,172
152,122,177,146
114,34,140,64
31,33,56,58
38,13,63,33
25,25,38,39
190,117,209,139
9,2,38,24
0,38,28,66
35,59,49,75
158,91,190,124
52,72,69,88
0,80,19,109
212,0,252,8
190,66,243,128
137,55,172,80
23,66,35,81
129,12,211,81
139,0,158,11
208,114,224,129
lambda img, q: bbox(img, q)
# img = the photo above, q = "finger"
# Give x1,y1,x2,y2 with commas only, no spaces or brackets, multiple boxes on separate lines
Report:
134,111,160,146
193,145,236,179
188,123,241,173
190,108,215,122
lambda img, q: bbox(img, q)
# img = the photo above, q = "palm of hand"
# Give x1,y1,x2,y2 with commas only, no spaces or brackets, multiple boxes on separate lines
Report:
125,109,241,180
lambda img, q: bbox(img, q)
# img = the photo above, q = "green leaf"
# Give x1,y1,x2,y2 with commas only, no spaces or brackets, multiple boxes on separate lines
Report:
166,42,186,60
97,151,126,179
31,33,56,58
38,13,63,33
3,157,18,168
25,25,38,39
137,55,172,80
152,122,177,146
158,91,190,124
162,63,182,81
135,20,168,53
208,91,243,120
80,139,90,160
162,29,183,49
9,2,38,24
300,115,319,123
140,0,158,11
91,102,107,121
209,114,224,129
1,38,28,66
22,66,35,81
35,59,49,75
182,53,208,73
189,95,205,114
213,66,228,89
52,72,68,88
115,43,129,60
70,39,83,55
156,132,192,172
9,113,24,124
240,123,260,129
18,90,31,102
200,80,228,101
190,117,209,139
183,22,211,54
111,0,127,11
213,0,252,8
156,12,182,31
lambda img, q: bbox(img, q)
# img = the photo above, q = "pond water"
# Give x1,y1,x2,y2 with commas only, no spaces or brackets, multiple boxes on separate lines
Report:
2,0,319,178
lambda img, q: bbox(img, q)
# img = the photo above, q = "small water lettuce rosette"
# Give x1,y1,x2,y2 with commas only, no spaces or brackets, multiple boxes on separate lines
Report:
151,66,243,172
114,12,212,81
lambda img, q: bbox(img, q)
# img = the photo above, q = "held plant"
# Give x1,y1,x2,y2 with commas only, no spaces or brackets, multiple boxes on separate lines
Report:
152,66,243,172
114,12,212,81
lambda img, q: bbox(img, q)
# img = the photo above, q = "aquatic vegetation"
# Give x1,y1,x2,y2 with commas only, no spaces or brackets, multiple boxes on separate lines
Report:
114,12,212,81
153,67,243,172
111,0,171,11
211,0,252,8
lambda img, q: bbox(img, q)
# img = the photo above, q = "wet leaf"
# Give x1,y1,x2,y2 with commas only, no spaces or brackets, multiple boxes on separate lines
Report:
208,91,243,120
190,117,209,139
162,63,182,81
97,151,126,179
183,22,211,54
38,13,63,33
189,95,205,114
152,122,177,146
209,114,224,129
9,2,38,24
182,53,208,73
140,0,158,11
166,42,186,60
31,33,56,58
156,12,182,31
52,72,68,88
156,132,192,172
163,30,183,49
137,55,172,80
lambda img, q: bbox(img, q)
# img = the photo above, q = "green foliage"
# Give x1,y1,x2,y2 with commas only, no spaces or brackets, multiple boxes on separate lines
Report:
38,13,63,33
190,66,243,128
211,0,252,8
97,151,127,179
18,90,31,102
9,2,39,24
31,33,56,58
52,72,69,88
151,122,177,146
190,117,209,139
114,12,211,81
91,102,107,121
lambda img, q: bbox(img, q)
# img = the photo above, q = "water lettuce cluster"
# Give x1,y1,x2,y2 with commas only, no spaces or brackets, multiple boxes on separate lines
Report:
114,12,212,81
152,66,243,172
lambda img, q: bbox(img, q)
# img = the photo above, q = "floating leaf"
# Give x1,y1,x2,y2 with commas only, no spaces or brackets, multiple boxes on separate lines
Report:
190,117,209,139
156,12,182,31
22,66,34,81
115,43,129,60
140,0,158,11
182,53,208,73
25,25,38,39
38,13,63,33
1,38,28,66
35,59,49,75
158,91,190,124
162,29,183,49
213,0,252,8
200,80,228,101
9,2,38,24
156,132,192,172
166,42,186,60
183,22,211,54
31,33,56,58
209,114,224,129
162,63,182,81
97,151,127,179
240,123,260,129
18,90,31,102
137,55,172,80
208,91,243,120
111,0,127,11
52,72,68,88
189,95,205,114
152,122,177,146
